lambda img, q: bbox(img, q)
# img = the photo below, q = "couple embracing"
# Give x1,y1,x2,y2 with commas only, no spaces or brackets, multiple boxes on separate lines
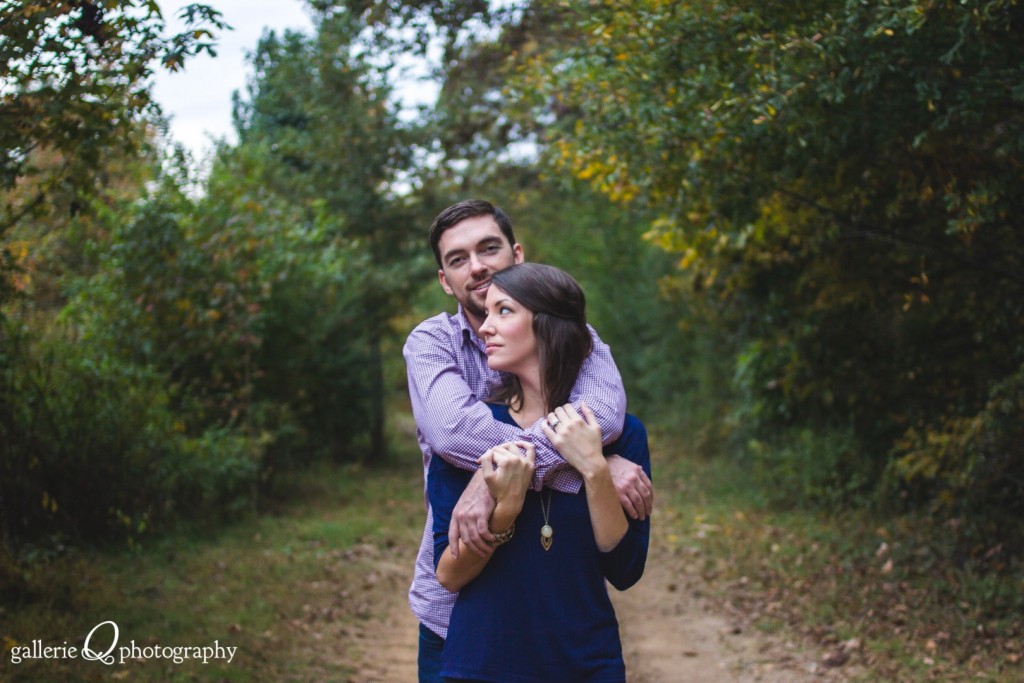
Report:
404,200,654,683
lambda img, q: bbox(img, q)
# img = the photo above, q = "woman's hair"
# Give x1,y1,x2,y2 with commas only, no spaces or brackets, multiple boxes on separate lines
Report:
489,263,592,412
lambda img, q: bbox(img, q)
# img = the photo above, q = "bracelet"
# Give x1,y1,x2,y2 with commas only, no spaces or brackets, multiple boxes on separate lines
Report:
488,523,515,547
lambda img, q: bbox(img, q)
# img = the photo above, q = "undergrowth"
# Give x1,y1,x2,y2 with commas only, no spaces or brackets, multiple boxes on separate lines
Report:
656,430,1023,681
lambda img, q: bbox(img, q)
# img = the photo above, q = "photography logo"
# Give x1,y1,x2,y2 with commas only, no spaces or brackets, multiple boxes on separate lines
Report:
8,621,237,666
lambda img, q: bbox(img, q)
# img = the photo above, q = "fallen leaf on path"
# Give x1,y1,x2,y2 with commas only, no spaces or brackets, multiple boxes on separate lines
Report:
822,649,849,667
841,638,862,653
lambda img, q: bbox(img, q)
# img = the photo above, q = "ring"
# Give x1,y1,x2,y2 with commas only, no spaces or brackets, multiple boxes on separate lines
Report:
548,418,560,429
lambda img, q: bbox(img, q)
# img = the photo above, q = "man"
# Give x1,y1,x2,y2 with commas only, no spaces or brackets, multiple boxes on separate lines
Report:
404,199,654,682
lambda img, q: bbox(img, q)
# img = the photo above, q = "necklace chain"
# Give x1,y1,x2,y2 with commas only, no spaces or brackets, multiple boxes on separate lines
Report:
540,490,553,551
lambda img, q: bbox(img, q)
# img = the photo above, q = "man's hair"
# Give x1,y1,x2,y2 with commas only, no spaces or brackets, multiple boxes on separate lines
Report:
489,263,592,413
429,199,517,267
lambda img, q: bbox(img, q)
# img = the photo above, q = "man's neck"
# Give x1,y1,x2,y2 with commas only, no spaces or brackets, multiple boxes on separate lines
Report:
462,308,485,339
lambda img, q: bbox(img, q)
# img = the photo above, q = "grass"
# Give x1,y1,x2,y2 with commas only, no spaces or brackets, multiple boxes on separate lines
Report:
652,428,1024,681
0,461,423,682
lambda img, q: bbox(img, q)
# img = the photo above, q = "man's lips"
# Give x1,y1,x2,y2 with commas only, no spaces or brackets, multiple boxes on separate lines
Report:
470,279,490,293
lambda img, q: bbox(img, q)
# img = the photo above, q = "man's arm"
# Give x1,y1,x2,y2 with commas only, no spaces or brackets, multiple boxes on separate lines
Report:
404,318,651,553
527,326,627,486
404,320,575,487
406,319,554,558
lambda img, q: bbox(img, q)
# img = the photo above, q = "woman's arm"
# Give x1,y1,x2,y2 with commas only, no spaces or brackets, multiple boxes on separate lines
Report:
435,442,535,592
597,415,651,590
542,404,628,552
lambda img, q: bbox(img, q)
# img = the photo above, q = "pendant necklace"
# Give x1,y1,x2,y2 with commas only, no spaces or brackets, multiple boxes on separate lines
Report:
540,490,553,551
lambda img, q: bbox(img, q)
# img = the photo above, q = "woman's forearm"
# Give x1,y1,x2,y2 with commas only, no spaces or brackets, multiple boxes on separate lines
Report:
436,499,520,592
582,462,629,552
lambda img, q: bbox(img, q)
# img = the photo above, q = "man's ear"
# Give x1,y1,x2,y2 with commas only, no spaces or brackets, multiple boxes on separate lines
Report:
438,269,454,295
513,243,524,264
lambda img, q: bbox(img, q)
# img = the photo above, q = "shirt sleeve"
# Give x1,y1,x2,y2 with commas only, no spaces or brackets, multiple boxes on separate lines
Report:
597,415,651,591
525,326,628,486
428,456,471,574
404,320,627,493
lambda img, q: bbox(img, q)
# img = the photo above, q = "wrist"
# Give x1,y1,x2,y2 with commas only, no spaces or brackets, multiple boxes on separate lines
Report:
491,499,522,529
581,458,611,485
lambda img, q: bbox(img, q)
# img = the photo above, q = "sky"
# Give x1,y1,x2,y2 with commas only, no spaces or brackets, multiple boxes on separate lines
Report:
151,0,438,162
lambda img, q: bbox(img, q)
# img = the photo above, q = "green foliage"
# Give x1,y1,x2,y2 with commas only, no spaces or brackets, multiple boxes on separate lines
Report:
745,428,873,510
158,428,261,518
499,0,1024,552
2,2,232,540
1,2,430,550
0,0,227,234
227,16,427,456
0,316,258,545
888,362,1024,553
320,0,505,60
71,161,385,463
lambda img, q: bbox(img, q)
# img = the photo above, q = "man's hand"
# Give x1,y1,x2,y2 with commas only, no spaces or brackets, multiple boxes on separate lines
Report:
449,468,497,558
606,454,653,520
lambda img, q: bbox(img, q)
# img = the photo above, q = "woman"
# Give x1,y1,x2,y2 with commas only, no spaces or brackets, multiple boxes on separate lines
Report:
428,263,651,683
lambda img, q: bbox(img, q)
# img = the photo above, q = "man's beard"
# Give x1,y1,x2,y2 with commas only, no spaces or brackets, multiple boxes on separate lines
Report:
462,292,486,320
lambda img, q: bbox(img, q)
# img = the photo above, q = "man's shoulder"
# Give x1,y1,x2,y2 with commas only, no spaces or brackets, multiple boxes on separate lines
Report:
408,311,459,337
404,311,463,354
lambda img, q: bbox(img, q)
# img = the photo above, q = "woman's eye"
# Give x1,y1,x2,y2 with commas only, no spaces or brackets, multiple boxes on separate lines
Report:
499,306,512,315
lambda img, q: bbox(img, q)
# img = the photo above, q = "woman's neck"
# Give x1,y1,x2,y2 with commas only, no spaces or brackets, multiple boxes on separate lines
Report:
509,366,546,428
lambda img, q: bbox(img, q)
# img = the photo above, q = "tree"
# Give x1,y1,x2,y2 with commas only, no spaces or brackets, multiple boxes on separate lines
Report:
510,1,1024,545
0,0,226,235
225,10,424,458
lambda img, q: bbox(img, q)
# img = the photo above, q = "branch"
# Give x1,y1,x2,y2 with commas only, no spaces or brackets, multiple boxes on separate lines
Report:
0,190,47,239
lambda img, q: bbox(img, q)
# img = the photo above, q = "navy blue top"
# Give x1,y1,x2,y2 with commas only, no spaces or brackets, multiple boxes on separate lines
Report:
429,405,651,683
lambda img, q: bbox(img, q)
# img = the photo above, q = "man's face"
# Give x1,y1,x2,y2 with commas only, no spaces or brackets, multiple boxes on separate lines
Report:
437,215,523,329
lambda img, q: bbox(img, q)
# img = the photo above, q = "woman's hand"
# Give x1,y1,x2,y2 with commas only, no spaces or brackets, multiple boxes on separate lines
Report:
478,441,535,519
542,402,604,477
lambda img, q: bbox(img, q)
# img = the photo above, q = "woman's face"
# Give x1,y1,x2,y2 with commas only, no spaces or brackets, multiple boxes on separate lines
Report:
479,284,537,375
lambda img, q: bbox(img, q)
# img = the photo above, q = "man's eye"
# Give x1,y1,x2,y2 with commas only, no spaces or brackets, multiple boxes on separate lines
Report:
484,245,500,253
448,257,466,267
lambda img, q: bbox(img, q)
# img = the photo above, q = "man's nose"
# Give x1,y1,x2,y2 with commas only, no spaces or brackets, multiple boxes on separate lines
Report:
469,253,488,275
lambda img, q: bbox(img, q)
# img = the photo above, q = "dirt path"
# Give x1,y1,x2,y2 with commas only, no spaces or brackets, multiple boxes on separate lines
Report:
610,533,852,682
341,511,860,683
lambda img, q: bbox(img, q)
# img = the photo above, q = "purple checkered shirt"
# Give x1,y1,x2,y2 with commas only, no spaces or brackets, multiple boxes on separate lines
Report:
404,306,626,638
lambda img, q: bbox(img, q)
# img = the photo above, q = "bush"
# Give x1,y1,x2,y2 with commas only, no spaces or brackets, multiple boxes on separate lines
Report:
744,427,874,510
0,321,261,547
887,363,1024,559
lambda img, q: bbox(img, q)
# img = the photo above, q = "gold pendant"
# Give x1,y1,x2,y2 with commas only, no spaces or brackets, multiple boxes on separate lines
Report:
540,524,553,551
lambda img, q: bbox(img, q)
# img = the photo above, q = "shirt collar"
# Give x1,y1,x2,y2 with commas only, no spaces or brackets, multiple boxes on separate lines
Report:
456,305,486,352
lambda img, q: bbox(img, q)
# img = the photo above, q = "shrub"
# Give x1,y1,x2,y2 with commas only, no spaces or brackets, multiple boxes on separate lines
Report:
0,322,261,547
